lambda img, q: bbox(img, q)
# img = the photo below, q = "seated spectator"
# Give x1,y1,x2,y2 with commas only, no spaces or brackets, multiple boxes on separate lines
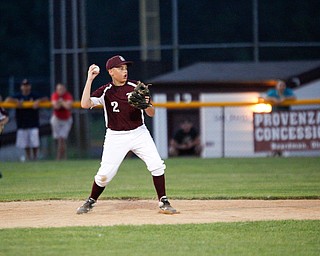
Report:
169,119,202,157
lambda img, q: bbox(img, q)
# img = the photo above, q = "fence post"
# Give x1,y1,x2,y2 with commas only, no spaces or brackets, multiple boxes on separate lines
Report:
222,106,225,158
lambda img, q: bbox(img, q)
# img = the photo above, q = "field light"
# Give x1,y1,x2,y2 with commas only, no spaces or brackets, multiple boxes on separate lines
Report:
252,103,272,113
250,97,272,113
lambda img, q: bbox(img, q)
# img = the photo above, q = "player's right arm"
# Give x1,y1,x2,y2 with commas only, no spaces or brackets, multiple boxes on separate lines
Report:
81,64,100,109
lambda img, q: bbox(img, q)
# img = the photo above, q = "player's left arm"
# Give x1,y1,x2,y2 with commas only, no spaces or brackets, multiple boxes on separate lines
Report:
144,104,155,117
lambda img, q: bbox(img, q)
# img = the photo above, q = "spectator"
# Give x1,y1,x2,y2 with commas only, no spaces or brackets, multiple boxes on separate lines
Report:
5,78,48,161
0,95,9,134
169,119,202,157
50,83,73,160
265,80,296,112
264,80,297,156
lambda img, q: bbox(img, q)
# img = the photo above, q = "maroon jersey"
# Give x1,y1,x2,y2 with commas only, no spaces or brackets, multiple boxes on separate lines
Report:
91,80,144,131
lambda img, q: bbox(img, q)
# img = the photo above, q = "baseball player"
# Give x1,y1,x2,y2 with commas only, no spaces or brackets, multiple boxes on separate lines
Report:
77,55,178,214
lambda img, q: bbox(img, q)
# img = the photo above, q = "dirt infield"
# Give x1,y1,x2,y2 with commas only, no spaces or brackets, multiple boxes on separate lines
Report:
0,200,319,229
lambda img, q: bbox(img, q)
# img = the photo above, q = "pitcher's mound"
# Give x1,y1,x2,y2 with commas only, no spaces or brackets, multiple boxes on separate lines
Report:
0,199,319,228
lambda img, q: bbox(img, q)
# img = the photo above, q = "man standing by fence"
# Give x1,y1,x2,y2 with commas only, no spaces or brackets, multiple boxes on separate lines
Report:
265,80,296,112
264,80,297,156
50,83,73,160
5,79,48,161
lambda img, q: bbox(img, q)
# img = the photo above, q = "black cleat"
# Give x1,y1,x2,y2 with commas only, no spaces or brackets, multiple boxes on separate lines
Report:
76,198,96,214
158,196,179,214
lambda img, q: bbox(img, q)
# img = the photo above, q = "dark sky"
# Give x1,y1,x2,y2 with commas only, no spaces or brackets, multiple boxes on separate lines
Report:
0,0,319,85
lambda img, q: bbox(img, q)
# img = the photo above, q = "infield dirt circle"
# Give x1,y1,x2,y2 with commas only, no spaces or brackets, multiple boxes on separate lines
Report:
0,199,319,229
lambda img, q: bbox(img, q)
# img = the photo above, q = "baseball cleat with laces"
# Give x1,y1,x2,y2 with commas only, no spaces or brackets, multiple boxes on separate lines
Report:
76,198,96,214
158,196,179,214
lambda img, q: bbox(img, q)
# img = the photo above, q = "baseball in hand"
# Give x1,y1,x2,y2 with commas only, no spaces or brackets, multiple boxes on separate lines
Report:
92,65,100,74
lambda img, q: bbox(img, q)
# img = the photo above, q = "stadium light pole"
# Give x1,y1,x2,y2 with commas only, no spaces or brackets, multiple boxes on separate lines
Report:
253,0,259,62
172,0,179,71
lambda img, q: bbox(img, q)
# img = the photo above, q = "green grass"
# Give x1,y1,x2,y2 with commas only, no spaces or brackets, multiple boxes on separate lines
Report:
0,157,319,201
0,157,319,255
0,221,319,256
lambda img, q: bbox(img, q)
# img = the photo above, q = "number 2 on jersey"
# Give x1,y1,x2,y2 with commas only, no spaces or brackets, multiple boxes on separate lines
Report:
111,101,120,112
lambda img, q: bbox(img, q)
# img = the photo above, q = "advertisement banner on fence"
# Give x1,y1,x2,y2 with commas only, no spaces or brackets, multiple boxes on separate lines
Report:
253,109,320,152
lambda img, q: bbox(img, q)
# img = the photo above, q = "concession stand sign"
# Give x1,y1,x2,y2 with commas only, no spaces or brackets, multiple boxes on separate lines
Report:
253,109,320,152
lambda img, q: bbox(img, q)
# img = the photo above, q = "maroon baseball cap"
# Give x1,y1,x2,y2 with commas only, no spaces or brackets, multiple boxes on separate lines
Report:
106,55,133,70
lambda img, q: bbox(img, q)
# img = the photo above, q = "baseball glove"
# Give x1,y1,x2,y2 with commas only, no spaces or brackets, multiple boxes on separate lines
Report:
128,81,152,109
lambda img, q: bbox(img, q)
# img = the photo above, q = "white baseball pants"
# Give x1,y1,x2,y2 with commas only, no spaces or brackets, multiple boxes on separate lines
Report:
94,125,166,187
